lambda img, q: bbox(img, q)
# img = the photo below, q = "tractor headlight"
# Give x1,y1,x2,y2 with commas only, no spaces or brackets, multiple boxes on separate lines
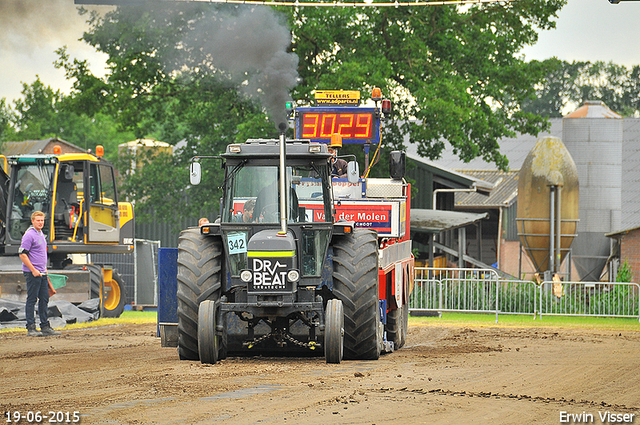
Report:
308,143,321,153
240,270,252,282
287,269,300,282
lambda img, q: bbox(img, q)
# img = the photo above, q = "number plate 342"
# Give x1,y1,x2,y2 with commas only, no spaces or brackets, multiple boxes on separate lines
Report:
227,232,247,255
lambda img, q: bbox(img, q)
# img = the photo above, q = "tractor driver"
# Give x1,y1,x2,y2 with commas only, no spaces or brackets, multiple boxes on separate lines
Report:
253,171,299,223
328,135,347,178
234,199,256,223
253,175,279,223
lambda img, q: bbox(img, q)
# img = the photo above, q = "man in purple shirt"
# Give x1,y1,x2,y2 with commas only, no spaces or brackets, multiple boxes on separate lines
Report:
19,211,60,336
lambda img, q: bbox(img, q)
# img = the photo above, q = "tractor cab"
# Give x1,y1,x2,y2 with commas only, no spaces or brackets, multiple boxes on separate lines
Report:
219,143,334,225
195,140,343,292
4,155,56,242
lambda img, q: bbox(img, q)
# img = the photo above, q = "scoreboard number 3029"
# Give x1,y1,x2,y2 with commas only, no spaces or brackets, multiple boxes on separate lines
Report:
300,112,373,140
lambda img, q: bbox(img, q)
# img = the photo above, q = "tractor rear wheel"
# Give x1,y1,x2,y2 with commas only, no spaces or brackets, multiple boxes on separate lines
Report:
332,229,382,360
324,299,344,364
177,228,223,361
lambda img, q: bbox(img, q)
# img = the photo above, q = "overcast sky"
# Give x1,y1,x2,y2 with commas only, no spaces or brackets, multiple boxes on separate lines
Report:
0,0,638,103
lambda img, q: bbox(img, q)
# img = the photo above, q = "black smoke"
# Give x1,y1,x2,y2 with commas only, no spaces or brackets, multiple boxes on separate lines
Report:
183,6,299,127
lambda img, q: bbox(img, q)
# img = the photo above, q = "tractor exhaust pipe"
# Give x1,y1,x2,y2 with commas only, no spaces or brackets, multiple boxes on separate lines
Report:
278,122,288,235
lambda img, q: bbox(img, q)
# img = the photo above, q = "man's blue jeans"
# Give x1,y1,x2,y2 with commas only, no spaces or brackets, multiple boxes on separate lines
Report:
24,272,50,328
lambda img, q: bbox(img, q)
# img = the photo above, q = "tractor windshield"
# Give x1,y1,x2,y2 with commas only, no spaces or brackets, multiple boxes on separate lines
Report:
222,163,332,224
8,162,55,240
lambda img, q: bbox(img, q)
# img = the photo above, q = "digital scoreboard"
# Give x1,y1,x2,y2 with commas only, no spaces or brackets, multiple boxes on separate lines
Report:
294,107,380,144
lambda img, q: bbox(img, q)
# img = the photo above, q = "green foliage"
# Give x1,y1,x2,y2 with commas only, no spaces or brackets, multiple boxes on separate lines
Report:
64,4,285,223
521,58,586,118
0,98,15,142
285,1,567,171
522,59,640,117
616,259,633,283
117,150,190,223
12,78,65,140
3,77,135,159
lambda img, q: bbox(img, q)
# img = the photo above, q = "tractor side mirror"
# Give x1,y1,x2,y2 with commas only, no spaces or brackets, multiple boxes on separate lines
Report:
389,151,405,180
347,161,359,184
190,161,202,186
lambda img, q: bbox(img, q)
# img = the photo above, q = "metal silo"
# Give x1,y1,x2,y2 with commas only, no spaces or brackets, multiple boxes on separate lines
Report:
517,136,579,276
563,101,623,281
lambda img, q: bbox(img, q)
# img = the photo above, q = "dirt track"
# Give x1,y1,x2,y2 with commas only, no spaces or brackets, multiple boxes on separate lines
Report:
1,321,639,425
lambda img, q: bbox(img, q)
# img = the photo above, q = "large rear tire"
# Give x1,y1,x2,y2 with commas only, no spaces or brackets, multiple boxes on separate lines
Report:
332,229,381,360
324,299,344,364
177,228,223,361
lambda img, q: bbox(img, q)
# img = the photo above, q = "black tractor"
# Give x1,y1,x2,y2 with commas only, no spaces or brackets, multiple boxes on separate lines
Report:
177,137,383,364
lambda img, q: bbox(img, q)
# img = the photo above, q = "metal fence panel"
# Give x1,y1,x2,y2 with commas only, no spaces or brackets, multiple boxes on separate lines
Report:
411,268,500,319
90,252,135,305
538,281,640,320
410,267,640,322
496,280,538,315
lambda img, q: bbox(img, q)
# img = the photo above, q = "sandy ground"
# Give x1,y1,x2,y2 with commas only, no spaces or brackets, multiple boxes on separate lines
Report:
1,321,639,425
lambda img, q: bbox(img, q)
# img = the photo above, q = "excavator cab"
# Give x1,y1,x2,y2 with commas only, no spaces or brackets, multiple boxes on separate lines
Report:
1,154,122,251
5,157,56,243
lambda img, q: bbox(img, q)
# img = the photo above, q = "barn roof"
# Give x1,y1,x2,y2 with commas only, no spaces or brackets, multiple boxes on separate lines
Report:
411,209,489,234
1,138,86,156
452,170,519,208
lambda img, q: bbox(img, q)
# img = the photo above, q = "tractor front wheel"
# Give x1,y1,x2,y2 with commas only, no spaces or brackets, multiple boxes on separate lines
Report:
324,299,344,364
198,300,219,364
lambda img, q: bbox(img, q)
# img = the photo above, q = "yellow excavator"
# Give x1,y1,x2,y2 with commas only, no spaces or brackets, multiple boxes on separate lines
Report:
0,145,134,317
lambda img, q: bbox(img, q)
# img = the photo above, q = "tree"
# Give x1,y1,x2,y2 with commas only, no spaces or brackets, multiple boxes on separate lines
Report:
521,58,587,118
522,59,640,118
4,76,135,161
575,61,640,116
67,4,292,221
12,77,65,140
0,98,15,143
284,1,566,170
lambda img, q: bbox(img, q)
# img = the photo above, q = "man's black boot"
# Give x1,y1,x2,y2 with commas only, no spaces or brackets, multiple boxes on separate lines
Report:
27,325,42,337
40,325,61,336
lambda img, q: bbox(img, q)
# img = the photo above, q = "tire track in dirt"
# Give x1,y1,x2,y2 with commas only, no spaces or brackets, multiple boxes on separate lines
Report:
396,388,640,413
